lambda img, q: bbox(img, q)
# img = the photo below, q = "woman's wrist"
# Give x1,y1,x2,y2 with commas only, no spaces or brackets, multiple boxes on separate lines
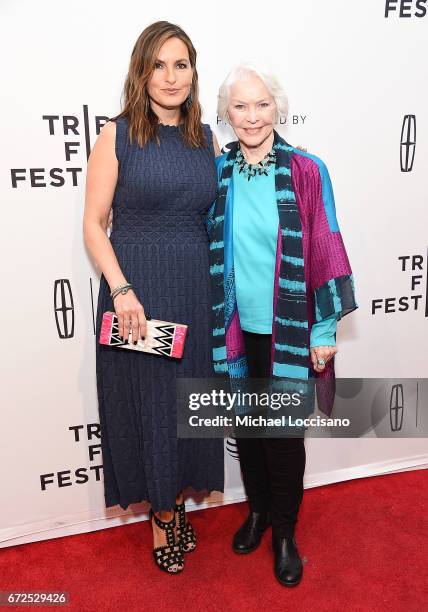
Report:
110,281,133,300
107,275,128,293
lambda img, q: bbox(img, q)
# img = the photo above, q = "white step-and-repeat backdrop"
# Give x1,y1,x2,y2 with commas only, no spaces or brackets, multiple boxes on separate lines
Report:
1,0,427,547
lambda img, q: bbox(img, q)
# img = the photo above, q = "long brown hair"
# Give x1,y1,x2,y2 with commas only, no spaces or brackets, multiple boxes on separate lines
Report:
112,21,206,148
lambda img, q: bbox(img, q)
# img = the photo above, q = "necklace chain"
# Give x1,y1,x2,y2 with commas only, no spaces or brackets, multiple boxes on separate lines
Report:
235,144,276,181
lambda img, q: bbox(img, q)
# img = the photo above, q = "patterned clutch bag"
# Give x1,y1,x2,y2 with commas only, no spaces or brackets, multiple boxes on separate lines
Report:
99,311,187,359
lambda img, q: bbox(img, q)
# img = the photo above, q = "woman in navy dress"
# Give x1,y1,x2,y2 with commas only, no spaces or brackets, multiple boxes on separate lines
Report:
83,21,224,574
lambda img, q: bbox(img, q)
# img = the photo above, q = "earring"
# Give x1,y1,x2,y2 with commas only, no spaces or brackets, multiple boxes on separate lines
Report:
185,87,193,110
144,95,150,117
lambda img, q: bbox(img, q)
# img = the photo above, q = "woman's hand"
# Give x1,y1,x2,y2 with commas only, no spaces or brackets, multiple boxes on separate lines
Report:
113,290,147,342
310,346,338,373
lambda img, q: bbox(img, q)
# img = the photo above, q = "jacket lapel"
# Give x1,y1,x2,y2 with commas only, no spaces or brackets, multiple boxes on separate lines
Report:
271,131,311,378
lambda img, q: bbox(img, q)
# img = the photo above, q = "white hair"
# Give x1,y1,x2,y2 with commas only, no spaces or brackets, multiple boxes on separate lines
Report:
217,61,289,122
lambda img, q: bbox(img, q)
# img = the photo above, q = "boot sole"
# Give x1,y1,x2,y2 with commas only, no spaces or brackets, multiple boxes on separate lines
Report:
275,574,302,587
232,541,261,554
232,526,270,554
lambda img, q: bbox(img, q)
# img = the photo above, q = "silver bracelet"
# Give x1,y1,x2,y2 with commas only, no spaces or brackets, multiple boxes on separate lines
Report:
110,282,132,300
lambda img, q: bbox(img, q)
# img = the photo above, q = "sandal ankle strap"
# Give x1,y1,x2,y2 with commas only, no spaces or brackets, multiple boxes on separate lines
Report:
150,509,176,530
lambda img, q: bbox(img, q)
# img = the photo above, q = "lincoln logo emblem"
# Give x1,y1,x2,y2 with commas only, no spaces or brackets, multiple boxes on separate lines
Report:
400,115,416,172
54,279,75,339
226,437,239,460
390,384,404,432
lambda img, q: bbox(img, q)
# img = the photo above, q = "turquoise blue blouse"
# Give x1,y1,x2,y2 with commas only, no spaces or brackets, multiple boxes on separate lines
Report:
232,162,337,346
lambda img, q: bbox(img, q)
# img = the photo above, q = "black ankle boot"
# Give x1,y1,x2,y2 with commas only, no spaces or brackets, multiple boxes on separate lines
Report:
232,510,271,554
272,533,303,587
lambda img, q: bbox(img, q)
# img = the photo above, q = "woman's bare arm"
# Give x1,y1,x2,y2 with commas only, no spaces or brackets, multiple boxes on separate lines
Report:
83,121,146,340
83,121,126,289
212,131,221,157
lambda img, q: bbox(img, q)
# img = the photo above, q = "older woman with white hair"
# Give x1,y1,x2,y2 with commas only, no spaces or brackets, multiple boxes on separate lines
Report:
207,62,358,587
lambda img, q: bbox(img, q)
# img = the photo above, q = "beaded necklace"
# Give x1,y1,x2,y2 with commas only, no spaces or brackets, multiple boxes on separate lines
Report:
234,144,276,180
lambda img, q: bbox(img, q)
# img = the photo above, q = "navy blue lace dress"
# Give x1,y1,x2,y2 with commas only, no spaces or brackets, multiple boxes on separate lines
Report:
95,117,224,512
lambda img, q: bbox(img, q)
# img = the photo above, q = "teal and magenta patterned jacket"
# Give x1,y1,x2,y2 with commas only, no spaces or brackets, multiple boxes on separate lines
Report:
206,130,358,414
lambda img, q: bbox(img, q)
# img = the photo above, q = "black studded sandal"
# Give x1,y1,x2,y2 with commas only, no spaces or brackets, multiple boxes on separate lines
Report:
174,500,197,553
150,509,184,574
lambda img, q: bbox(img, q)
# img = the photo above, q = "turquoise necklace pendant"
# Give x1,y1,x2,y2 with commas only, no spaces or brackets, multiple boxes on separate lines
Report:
235,145,276,181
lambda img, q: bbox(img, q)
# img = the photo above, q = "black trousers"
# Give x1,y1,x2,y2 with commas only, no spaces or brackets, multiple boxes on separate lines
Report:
236,331,306,538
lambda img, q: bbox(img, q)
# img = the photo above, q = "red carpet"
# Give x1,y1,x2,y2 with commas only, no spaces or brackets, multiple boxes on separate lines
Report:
1,470,427,612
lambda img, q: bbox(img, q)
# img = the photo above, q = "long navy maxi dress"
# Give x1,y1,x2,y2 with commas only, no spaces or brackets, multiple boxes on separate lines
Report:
95,117,224,512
